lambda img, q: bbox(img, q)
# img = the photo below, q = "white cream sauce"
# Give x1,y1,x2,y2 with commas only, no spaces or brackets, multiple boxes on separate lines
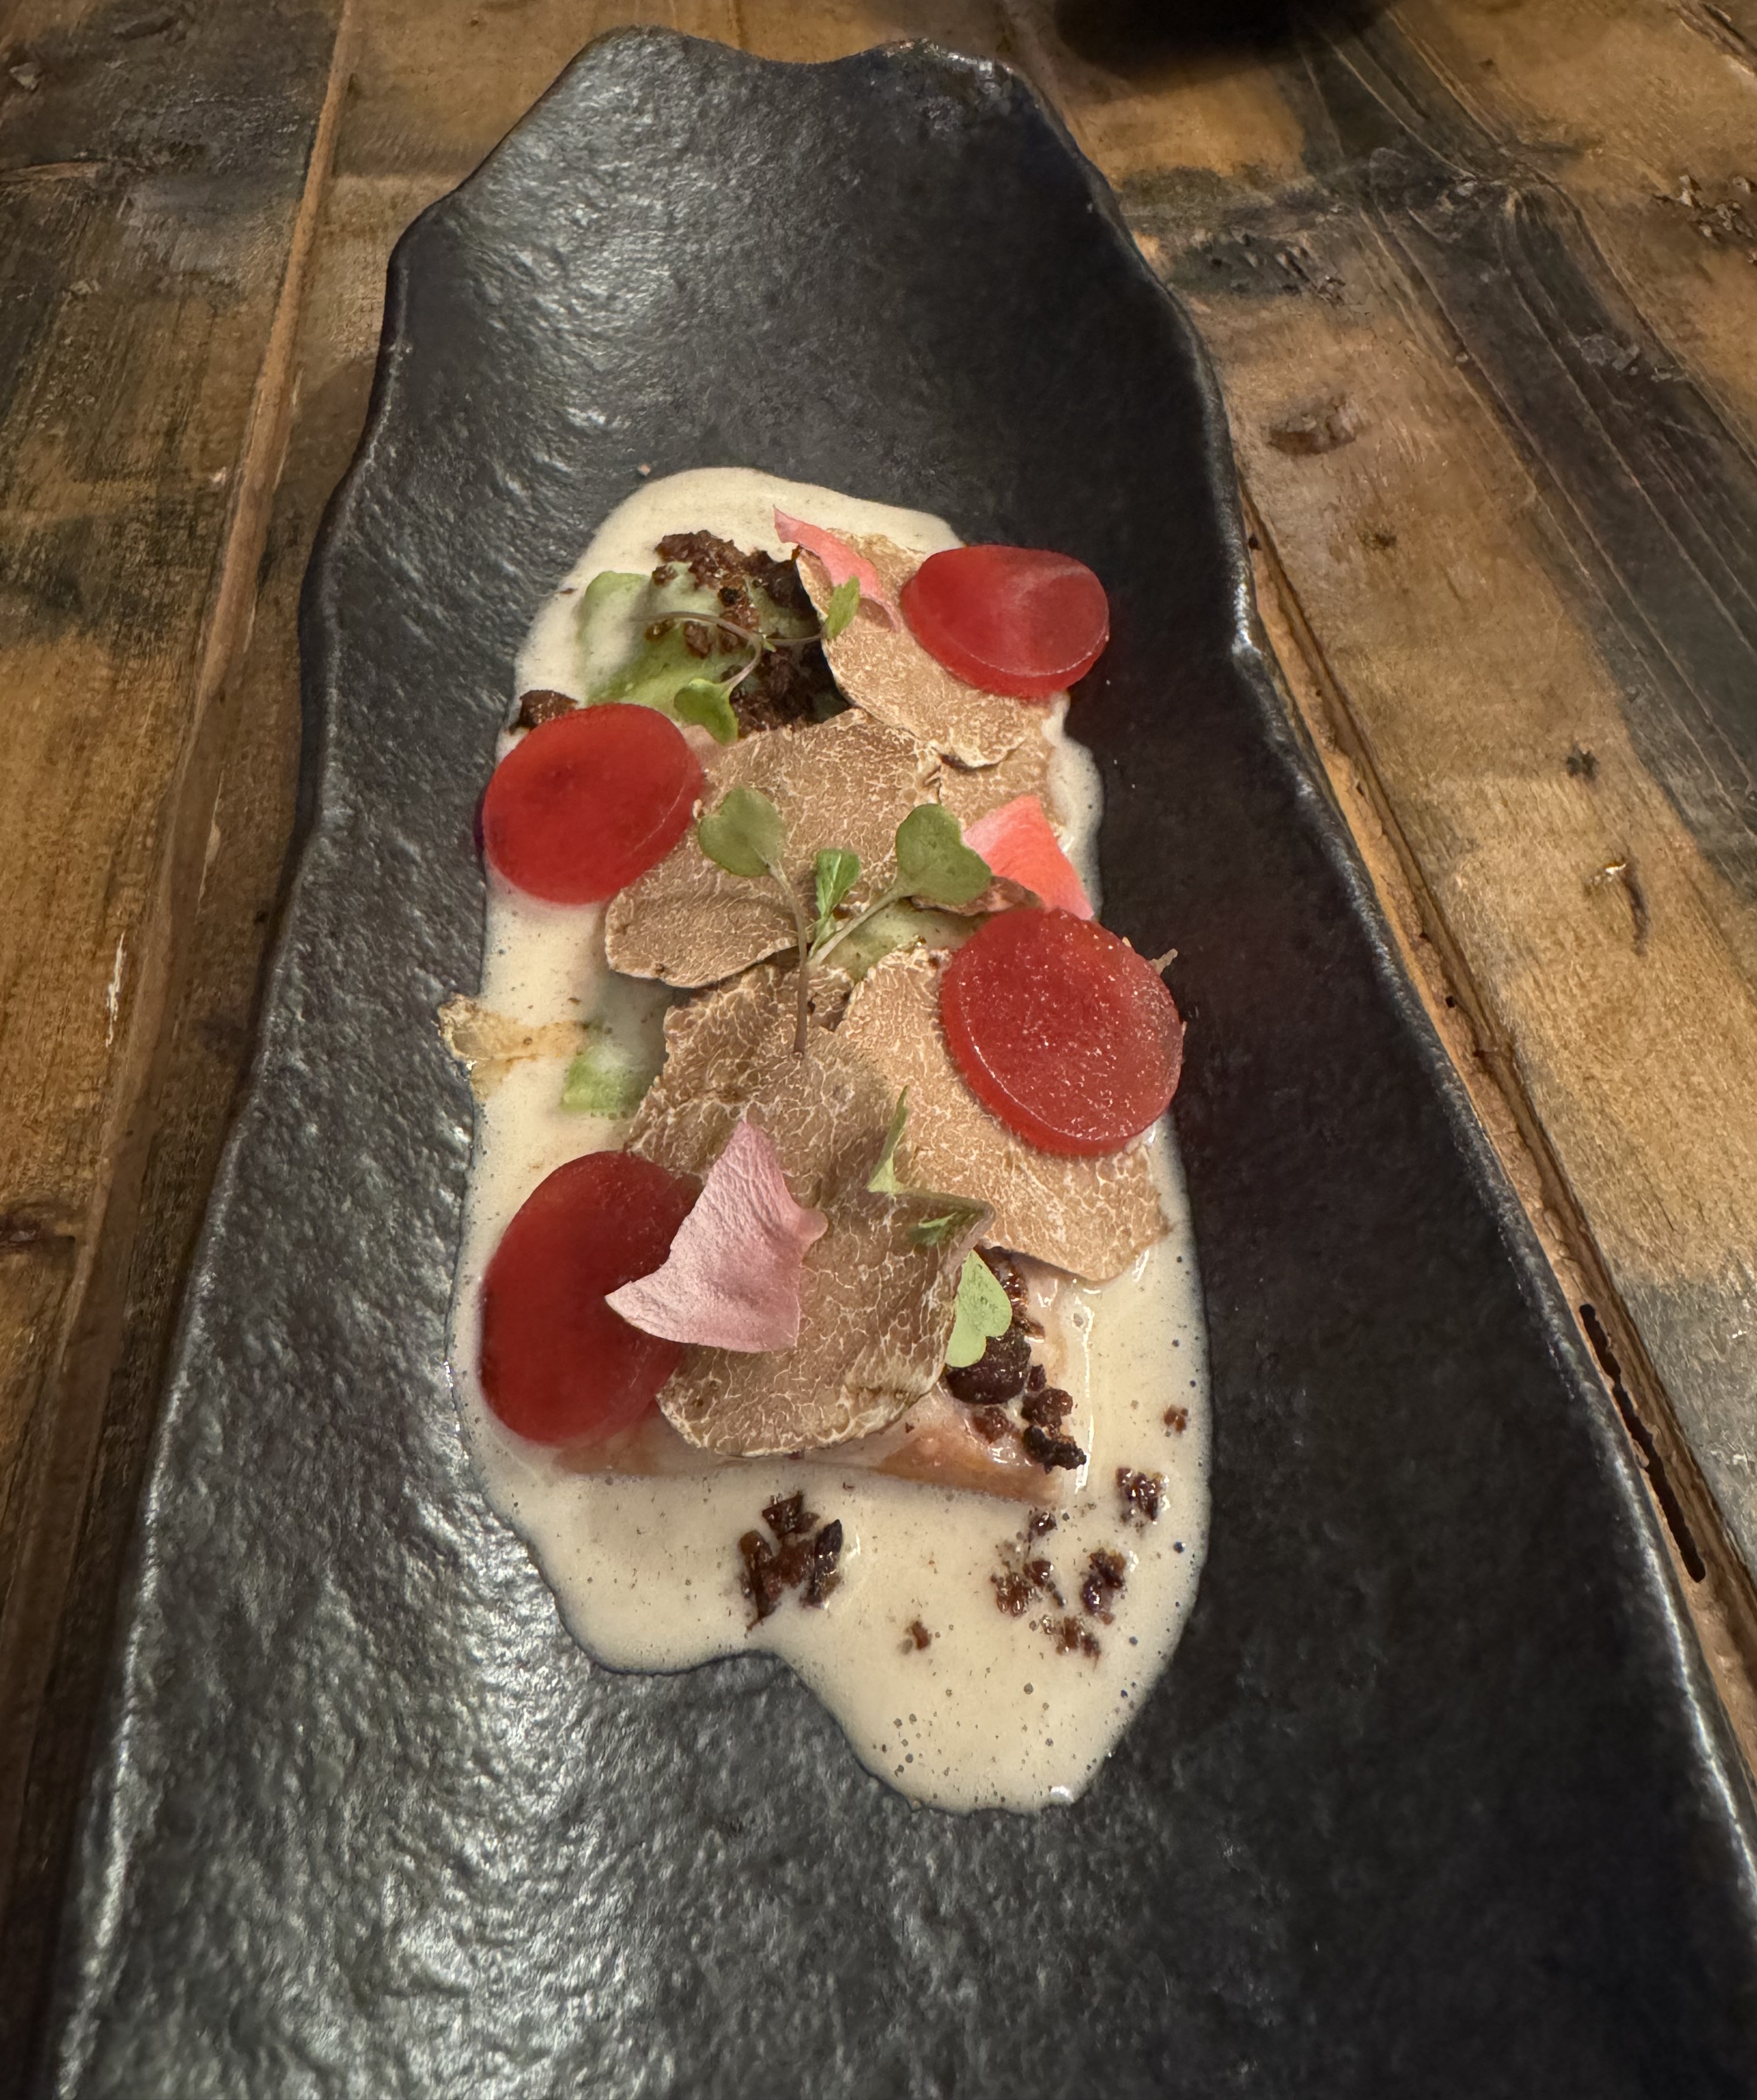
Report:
447,469,1210,1811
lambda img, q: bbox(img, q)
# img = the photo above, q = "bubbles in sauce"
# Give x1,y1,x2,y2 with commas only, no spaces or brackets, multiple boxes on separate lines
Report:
447,469,1210,1811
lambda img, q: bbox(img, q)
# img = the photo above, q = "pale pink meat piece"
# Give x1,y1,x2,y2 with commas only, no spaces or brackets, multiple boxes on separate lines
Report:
607,1118,828,1352
554,1372,1073,1506
773,508,898,624
962,796,1092,918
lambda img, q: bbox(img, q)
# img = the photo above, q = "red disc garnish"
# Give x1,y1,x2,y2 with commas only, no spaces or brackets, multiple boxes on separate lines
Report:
482,703,704,903
939,909,1182,1156
479,1150,699,1445
900,545,1110,699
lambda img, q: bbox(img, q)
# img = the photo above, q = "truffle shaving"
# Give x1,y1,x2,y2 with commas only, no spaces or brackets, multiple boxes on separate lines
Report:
934,732,1054,832
606,712,938,988
838,947,1168,1282
628,967,990,1454
797,534,1039,767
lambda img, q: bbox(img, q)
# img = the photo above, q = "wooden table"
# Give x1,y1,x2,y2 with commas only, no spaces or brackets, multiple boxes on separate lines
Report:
5,0,1757,2077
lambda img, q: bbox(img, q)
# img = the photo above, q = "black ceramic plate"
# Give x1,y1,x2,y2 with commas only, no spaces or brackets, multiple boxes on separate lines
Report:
45,31,1757,2099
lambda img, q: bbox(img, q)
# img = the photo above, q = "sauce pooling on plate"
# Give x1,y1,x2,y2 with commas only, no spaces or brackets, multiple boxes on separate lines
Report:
446,469,1211,1812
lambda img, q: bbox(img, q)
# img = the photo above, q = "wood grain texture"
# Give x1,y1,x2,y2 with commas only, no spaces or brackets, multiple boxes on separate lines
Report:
0,0,350,2080
8,0,1757,2077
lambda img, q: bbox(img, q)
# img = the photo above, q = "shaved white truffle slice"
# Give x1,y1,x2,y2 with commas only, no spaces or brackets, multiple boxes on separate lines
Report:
605,712,937,988
627,967,990,1455
797,533,1043,767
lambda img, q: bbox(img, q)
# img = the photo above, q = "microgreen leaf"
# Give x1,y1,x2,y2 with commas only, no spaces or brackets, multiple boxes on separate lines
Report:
561,1034,653,1116
592,622,744,716
821,575,860,641
579,568,647,615
573,570,650,696
867,1089,910,1196
893,804,991,909
871,1091,988,1248
945,1252,1014,1368
698,786,787,879
674,677,740,744
814,846,861,928
910,1203,986,1248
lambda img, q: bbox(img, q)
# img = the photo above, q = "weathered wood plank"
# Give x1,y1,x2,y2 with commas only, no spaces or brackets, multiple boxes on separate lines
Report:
0,0,350,2081
1394,0,1757,444
1243,499,1757,1768
1283,8,1757,910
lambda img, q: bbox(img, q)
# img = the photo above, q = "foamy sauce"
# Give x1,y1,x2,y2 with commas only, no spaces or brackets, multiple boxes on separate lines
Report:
447,470,1209,1811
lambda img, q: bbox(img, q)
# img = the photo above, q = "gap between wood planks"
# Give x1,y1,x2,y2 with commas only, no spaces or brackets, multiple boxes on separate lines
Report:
1243,493,1757,1775
0,0,360,2044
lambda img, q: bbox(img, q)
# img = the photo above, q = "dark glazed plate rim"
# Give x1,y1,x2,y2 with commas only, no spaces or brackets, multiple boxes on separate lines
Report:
44,31,1757,2098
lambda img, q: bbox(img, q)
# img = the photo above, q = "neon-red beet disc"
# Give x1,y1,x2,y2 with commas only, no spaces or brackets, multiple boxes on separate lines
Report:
482,702,704,903
900,545,1110,700
479,1150,699,1445
939,909,1183,1156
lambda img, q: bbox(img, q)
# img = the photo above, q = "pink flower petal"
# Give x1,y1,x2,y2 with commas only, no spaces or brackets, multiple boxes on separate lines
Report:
606,1118,827,1352
962,796,1093,918
774,508,899,626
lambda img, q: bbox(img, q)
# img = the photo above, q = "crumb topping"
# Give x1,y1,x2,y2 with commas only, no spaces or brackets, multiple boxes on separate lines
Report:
652,530,841,733
513,686,575,730
1117,1468,1166,1525
738,1491,845,1623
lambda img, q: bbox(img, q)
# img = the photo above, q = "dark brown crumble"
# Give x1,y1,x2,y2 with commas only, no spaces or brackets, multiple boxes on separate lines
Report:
1164,1405,1189,1434
944,1321,1031,1407
513,687,575,731
991,1515,1113,1659
946,1250,1065,1453
762,1490,814,1537
1117,1467,1166,1524
1080,1548,1127,1623
905,1619,933,1652
800,1521,844,1609
1053,1616,1102,1660
651,529,842,733
992,1518,1067,1619
1020,1383,1073,1430
1023,1424,1087,1472
738,1494,845,1624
